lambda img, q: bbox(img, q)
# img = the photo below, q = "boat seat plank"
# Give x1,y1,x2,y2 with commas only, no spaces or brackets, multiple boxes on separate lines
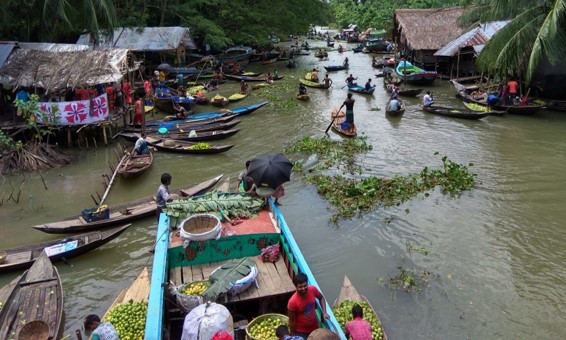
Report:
5,250,32,264
181,267,191,286
178,256,295,304
88,232,102,242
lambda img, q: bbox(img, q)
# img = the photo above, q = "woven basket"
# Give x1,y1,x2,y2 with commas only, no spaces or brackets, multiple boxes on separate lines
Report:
179,214,221,242
17,320,50,340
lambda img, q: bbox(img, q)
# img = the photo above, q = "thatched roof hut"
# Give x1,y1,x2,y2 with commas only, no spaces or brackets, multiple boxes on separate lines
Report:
393,7,469,51
0,48,130,93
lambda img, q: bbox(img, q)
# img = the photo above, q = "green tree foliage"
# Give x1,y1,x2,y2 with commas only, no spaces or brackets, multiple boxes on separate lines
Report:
0,0,332,48
460,0,566,82
330,0,466,32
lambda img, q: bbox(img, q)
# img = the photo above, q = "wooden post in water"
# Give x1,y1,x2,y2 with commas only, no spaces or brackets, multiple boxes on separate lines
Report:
456,51,461,80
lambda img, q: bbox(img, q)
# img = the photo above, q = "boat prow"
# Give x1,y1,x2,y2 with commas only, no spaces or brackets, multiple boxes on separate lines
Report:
103,267,150,320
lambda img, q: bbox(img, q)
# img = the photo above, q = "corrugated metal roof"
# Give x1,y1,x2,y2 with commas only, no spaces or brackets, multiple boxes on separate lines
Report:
434,20,510,57
19,42,90,52
77,27,196,51
0,43,17,68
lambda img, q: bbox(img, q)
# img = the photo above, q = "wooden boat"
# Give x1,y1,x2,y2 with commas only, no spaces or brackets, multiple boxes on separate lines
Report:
154,96,195,114
252,83,270,90
338,47,346,53
327,42,335,47
331,109,357,137
545,100,566,112
0,252,63,340
261,58,278,65
385,100,405,116
348,84,376,95
212,95,229,107
422,105,489,120
333,276,388,340
139,119,241,135
225,74,283,82
463,102,505,116
143,195,345,339
117,152,153,179
228,92,248,102
300,78,329,89
0,224,130,272
149,128,241,142
296,94,310,101
384,83,422,97
396,61,439,85
195,96,209,105
492,103,541,115
102,267,150,320
137,136,234,154
31,175,224,234
324,65,348,72
241,72,262,77
216,46,253,64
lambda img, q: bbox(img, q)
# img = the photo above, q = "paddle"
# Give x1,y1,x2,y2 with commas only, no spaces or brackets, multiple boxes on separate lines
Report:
325,109,340,134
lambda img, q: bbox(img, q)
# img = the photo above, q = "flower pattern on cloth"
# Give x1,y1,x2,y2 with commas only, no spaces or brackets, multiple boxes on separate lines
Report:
92,322,119,340
35,94,109,126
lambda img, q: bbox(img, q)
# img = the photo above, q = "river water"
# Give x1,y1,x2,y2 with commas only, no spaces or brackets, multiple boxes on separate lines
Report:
1,35,565,339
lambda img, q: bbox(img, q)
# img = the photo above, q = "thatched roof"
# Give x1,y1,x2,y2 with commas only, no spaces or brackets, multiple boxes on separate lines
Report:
394,7,470,51
0,48,129,92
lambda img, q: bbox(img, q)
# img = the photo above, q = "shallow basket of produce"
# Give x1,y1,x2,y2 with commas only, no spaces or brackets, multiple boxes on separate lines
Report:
246,313,289,340
103,301,148,339
333,300,385,340
175,280,213,313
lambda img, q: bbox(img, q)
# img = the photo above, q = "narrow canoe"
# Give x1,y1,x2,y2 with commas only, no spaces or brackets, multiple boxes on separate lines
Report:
324,65,348,72
422,106,489,120
492,104,541,115
545,100,566,112
0,252,63,340
102,267,150,320
261,58,278,65
0,224,131,272
31,175,223,234
385,100,405,116
327,42,335,47
225,74,284,82
333,276,388,340
228,92,248,102
300,78,329,89
348,84,375,95
141,128,241,143
384,83,422,97
153,97,195,114
138,119,241,134
117,152,153,179
144,137,234,155
331,109,357,137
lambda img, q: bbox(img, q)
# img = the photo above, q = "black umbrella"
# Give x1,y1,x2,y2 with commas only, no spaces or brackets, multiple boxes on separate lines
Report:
157,63,172,71
246,153,293,190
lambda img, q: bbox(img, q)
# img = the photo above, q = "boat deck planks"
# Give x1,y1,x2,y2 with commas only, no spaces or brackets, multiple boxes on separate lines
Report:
171,256,294,303
103,268,150,320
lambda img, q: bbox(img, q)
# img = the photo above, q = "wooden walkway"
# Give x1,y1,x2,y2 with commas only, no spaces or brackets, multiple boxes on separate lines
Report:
170,256,295,303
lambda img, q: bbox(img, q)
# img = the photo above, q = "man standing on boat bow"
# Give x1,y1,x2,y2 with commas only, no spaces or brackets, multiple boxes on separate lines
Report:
288,273,330,339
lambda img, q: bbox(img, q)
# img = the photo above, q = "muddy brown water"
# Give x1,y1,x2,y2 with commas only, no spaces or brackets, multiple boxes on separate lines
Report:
1,36,565,339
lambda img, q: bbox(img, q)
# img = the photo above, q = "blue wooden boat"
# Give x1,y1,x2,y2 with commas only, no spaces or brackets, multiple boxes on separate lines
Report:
144,194,346,339
348,84,376,95
146,102,269,127
395,61,440,85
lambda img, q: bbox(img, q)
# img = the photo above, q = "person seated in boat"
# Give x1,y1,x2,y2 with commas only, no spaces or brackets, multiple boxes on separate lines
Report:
388,98,401,112
487,94,499,108
173,101,188,119
266,73,275,84
288,273,330,339
364,79,375,91
240,80,249,94
134,133,150,155
310,69,319,82
276,325,304,340
323,74,333,88
81,314,118,340
343,57,349,67
298,82,307,95
345,304,373,340
371,56,377,67
338,93,356,134
346,74,358,86
391,86,400,99
194,90,204,98
423,91,434,107
386,42,393,53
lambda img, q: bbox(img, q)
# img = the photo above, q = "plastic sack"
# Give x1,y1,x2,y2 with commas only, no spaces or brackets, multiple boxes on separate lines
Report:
174,283,204,314
181,302,234,340
189,130,197,138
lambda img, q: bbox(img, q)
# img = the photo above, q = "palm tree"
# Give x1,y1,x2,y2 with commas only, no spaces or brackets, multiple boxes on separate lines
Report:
42,0,117,42
461,0,566,82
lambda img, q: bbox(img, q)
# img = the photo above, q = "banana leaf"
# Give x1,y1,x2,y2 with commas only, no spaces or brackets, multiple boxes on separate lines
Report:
203,257,256,298
164,192,265,219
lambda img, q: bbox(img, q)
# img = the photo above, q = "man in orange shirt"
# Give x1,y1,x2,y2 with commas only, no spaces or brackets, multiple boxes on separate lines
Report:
507,80,519,103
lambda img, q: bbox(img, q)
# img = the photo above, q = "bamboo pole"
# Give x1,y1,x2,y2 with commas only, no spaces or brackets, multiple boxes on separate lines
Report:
98,154,126,206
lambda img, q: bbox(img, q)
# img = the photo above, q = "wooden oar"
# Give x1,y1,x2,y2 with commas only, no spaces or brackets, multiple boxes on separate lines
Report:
325,109,339,134
99,154,127,206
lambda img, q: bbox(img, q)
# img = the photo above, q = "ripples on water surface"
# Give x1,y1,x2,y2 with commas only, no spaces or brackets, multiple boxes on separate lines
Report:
1,37,565,338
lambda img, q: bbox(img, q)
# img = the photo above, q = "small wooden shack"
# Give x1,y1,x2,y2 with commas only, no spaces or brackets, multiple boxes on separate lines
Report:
392,7,468,74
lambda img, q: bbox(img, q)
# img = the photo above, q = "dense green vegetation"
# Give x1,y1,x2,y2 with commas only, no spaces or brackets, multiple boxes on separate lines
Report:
330,0,466,32
0,0,332,48
460,0,566,82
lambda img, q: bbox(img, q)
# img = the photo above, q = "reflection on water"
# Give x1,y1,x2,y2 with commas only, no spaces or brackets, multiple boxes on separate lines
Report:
1,36,566,338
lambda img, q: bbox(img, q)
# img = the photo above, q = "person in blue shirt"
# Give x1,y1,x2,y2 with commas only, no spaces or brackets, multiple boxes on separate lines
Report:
487,94,499,108
15,88,30,116
364,79,374,91
276,325,304,340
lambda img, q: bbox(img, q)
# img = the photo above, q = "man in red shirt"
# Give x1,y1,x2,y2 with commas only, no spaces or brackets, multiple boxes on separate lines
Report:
345,305,372,340
507,80,519,103
287,273,329,339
